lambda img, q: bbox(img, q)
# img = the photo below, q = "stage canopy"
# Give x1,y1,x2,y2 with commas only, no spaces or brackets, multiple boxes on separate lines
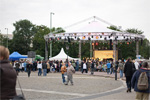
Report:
44,16,144,42
9,52,27,61
49,48,80,61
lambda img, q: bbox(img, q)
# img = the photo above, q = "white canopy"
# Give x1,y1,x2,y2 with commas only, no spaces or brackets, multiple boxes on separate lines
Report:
49,48,80,61
67,21,114,33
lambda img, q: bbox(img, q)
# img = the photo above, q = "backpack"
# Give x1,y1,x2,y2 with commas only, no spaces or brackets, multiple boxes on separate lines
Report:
137,71,149,90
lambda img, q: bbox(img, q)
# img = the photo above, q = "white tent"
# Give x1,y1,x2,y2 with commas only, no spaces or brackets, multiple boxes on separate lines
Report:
49,48,80,61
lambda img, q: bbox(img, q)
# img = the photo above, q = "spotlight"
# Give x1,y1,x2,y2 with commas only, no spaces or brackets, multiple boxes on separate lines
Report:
91,35,93,38
100,35,102,38
68,37,71,43
88,37,91,40
104,37,107,40
77,37,80,41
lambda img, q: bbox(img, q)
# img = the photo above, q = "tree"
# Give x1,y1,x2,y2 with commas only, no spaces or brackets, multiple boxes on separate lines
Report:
32,25,50,57
12,19,36,54
32,26,65,57
126,28,143,34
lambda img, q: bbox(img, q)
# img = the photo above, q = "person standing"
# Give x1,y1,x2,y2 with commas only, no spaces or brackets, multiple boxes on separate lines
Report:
15,61,20,75
124,58,136,92
82,61,87,73
76,60,79,71
134,60,140,70
37,61,42,76
61,63,67,83
118,60,124,79
65,63,75,85
91,60,95,75
26,61,32,77
42,61,47,76
0,46,17,99
46,61,50,73
131,62,150,100
106,61,111,74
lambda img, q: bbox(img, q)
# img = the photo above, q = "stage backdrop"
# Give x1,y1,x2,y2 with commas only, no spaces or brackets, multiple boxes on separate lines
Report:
94,50,118,60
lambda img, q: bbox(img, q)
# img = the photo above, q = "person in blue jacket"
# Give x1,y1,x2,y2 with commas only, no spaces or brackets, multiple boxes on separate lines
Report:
131,62,150,100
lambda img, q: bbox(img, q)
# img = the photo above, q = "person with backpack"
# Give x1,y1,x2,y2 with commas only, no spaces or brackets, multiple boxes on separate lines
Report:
131,62,150,100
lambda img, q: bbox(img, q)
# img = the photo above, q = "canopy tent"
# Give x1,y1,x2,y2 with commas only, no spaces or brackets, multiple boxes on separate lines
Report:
49,48,80,61
44,16,145,61
9,52,27,61
35,55,44,61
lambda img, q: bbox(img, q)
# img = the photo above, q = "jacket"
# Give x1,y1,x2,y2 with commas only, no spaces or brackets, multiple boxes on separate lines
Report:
42,62,47,69
61,66,67,74
0,60,17,99
131,68,150,93
67,65,75,75
124,61,135,77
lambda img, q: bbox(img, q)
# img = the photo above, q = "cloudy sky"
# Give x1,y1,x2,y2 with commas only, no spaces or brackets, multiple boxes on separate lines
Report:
0,0,150,40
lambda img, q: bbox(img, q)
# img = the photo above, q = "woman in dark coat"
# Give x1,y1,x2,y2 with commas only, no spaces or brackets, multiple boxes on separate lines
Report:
124,57,136,92
0,46,17,99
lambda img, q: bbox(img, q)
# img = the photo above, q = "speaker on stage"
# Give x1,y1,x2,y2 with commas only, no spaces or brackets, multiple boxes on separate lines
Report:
110,39,112,50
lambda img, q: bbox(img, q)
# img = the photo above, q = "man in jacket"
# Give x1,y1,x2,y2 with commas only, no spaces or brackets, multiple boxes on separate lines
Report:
124,57,136,92
131,62,150,100
65,62,75,85
0,46,17,99
42,61,47,76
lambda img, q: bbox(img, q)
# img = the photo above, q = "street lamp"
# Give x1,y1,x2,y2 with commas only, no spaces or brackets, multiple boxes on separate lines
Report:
5,28,8,48
66,45,69,64
50,12,54,58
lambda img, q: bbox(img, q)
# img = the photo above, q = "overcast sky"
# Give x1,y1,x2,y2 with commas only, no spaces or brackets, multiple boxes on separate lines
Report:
0,0,150,40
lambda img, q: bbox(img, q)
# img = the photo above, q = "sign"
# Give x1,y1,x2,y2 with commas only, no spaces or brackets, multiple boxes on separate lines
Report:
28,51,36,58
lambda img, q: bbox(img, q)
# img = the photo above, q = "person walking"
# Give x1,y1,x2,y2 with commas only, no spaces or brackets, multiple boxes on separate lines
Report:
37,61,42,76
124,58,136,92
61,63,67,84
0,46,17,99
131,62,150,100
65,63,75,85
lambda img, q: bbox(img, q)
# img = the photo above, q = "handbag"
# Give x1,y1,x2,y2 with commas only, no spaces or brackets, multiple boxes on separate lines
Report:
12,78,25,100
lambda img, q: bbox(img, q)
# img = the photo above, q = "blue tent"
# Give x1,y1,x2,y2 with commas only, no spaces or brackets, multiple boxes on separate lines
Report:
9,52,27,61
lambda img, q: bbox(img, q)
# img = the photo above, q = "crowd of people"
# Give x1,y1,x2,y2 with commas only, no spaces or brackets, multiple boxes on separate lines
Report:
0,45,150,100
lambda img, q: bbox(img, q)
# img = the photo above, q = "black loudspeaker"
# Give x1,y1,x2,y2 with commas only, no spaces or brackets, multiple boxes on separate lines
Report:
110,39,112,50
141,39,143,46
68,37,71,43
46,41,48,51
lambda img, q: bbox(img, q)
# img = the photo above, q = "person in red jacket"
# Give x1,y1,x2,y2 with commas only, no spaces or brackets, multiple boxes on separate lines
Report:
0,46,17,99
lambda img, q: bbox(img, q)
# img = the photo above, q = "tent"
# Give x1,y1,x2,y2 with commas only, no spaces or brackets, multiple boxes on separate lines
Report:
35,55,44,61
9,52,27,61
49,48,80,61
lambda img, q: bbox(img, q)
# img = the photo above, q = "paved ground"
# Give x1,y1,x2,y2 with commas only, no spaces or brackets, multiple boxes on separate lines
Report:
16,71,138,100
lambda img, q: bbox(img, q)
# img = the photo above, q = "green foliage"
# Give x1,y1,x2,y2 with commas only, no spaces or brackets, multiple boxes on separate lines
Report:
32,25,50,57
107,25,121,31
11,19,36,54
126,28,143,34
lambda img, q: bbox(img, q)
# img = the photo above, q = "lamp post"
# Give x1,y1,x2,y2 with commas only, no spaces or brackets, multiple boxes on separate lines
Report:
50,12,54,58
5,28,8,48
66,45,69,64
